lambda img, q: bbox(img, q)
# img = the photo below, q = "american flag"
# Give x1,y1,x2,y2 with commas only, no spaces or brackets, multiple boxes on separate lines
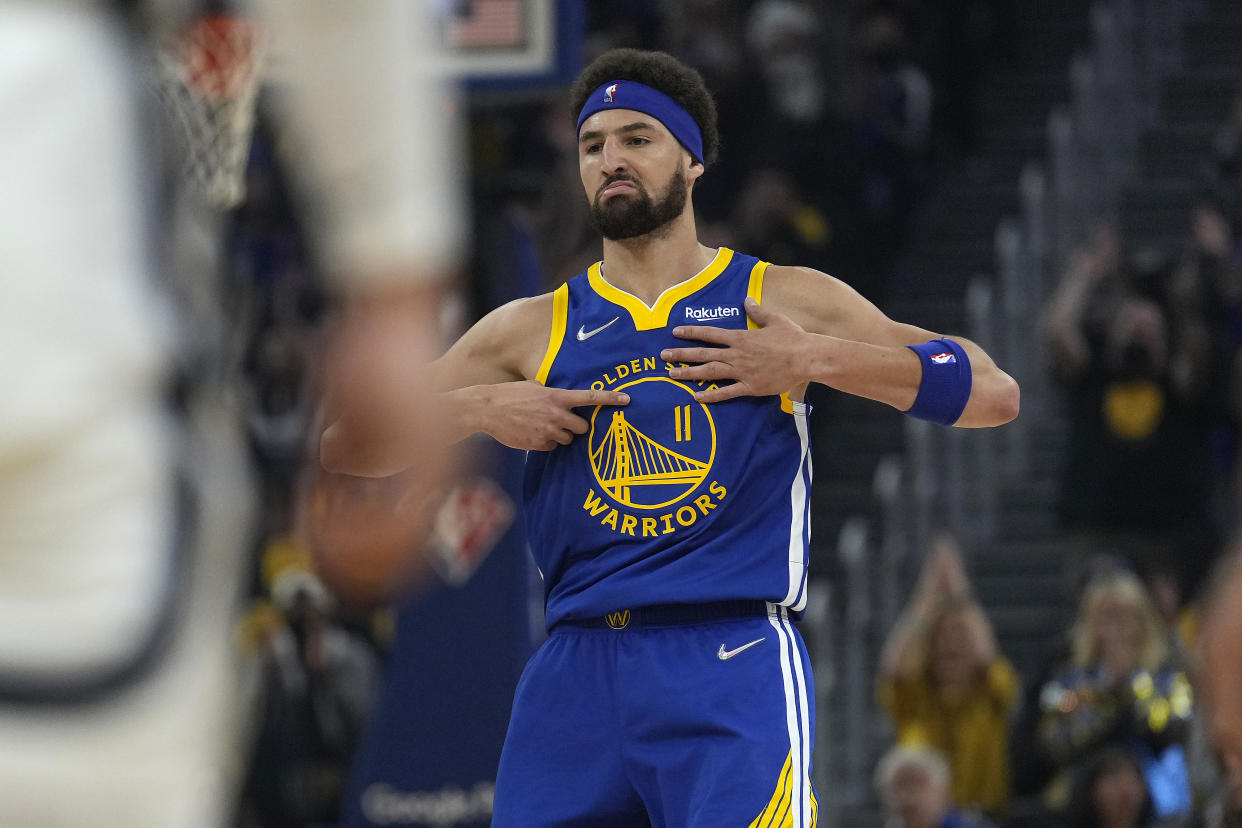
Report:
448,0,527,50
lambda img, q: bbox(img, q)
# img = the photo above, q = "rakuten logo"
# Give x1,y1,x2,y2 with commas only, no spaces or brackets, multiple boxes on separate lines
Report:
685,306,740,321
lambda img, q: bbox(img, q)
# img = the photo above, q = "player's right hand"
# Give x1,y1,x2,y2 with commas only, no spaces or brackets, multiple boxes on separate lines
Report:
467,381,629,451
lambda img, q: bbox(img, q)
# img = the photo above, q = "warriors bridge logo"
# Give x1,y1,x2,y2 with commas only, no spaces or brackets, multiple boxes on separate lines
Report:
584,374,727,538
589,377,715,509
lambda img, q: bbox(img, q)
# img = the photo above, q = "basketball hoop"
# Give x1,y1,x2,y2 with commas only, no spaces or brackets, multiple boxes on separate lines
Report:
154,14,268,209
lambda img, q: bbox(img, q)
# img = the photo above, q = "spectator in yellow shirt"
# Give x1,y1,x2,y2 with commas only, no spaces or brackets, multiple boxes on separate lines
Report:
878,534,1018,818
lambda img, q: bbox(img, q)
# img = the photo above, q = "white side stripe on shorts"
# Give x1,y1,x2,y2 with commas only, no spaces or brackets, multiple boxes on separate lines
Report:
781,607,813,823
767,603,812,827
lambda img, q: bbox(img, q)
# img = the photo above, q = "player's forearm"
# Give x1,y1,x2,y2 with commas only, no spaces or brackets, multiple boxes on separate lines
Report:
806,333,1019,427
802,334,921,412
438,385,503,443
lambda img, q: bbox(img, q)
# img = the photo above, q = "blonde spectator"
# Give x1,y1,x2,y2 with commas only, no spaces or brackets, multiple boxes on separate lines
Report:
878,535,1018,817
875,745,997,828
1037,569,1194,819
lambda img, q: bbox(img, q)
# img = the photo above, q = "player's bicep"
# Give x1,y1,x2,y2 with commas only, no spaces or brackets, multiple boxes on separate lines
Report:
858,317,941,349
430,330,521,390
763,266,934,345
429,294,553,390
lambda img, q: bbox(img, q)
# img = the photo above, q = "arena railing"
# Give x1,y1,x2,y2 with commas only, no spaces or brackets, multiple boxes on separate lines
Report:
816,460,905,823
874,454,906,635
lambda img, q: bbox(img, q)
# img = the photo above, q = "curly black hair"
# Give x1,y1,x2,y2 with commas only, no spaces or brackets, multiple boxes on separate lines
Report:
569,48,720,166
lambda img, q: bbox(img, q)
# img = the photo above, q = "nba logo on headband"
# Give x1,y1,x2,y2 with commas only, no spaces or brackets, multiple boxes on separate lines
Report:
578,80,705,164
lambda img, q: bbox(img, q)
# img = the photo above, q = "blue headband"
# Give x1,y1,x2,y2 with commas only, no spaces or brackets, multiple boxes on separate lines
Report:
576,80,704,164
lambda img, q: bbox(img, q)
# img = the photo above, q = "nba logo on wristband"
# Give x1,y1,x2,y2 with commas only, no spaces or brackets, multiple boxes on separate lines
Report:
905,338,972,426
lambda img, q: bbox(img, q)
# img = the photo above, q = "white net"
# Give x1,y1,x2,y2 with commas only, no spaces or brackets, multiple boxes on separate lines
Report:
154,16,268,210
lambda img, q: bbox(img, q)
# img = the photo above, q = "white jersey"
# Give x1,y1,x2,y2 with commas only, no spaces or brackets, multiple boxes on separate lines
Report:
0,1,460,824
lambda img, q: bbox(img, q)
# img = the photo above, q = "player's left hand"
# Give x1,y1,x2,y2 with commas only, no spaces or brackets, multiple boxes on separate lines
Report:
661,297,814,403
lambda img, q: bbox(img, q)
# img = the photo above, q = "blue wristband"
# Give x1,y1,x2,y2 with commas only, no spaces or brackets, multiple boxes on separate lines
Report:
905,339,972,426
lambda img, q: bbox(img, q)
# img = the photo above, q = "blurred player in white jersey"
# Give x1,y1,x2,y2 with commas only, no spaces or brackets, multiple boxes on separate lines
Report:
0,1,460,825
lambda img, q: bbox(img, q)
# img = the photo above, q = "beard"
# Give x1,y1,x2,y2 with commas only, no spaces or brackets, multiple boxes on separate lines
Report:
589,167,688,240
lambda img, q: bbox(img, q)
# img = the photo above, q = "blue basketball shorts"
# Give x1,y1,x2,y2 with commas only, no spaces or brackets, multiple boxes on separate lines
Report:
492,603,818,827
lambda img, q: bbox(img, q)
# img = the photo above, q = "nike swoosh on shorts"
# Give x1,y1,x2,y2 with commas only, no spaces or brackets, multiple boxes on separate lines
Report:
717,637,765,660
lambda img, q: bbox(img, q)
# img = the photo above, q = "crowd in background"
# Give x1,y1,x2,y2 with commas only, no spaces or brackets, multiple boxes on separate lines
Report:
207,1,1242,826
878,537,1202,828
873,76,1242,828
1042,81,1242,620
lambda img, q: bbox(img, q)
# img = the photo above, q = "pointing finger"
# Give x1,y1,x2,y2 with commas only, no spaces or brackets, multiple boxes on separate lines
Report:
557,388,630,408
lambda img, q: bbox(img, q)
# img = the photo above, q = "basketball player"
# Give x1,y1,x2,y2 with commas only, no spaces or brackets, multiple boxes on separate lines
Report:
324,48,1018,827
0,2,457,825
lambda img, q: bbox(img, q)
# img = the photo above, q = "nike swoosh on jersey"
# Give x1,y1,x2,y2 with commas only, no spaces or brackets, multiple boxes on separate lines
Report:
576,316,620,341
717,637,766,660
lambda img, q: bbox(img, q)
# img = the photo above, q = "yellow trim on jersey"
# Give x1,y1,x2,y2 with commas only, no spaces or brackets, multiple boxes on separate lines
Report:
746,259,769,319
536,283,569,385
746,259,795,414
587,247,733,331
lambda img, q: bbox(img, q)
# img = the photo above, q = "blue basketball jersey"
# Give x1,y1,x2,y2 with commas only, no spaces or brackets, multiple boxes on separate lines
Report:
524,248,813,629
